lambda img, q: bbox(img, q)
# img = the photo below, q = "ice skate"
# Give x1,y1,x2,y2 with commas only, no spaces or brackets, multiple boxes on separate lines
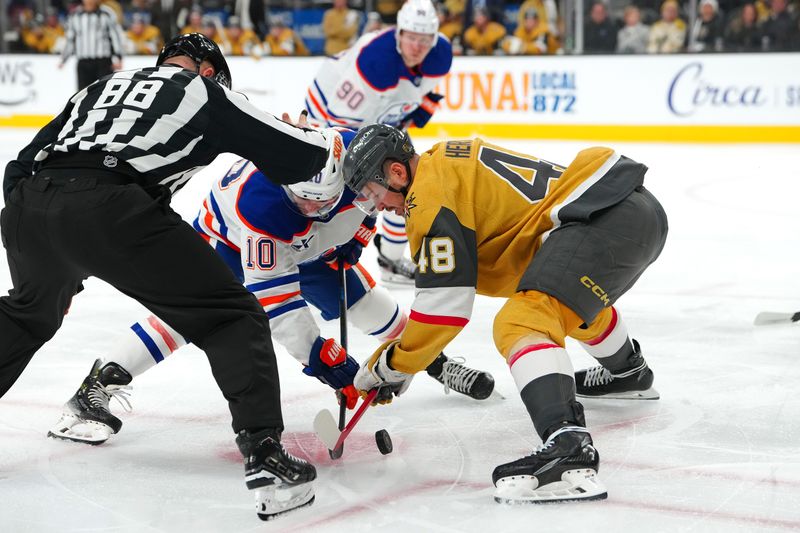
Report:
236,428,316,520
426,353,495,400
374,234,416,284
492,426,607,504
48,359,132,445
575,340,659,400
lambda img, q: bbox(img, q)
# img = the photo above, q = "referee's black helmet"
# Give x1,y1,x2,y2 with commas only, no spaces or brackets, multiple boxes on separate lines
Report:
157,33,232,89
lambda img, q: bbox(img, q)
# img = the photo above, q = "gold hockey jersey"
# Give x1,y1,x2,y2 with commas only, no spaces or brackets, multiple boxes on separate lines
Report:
388,138,646,374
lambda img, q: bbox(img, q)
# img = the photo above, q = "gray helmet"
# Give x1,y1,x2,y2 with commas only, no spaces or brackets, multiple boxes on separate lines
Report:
342,124,415,194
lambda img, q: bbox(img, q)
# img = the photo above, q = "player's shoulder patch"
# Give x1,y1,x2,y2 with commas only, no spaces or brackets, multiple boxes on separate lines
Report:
236,173,309,241
420,35,453,77
356,29,403,91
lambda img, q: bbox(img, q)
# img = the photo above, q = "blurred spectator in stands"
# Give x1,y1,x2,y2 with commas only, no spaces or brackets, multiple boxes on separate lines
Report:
463,0,505,30
224,15,262,56
127,0,151,22
7,1,34,32
752,0,774,22
517,0,559,39
647,0,686,52
323,0,359,56
616,5,650,53
362,11,384,35
437,5,464,42
761,0,798,50
503,8,559,54
101,0,124,24
584,1,618,53
264,16,310,56
445,0,466,16
200,14,229,49
179,5,203,35
689,0,725,50
376,0,403,24
463,6,506,55
124,12,163,54
44,8,66,51
724,2,765,50
21,15,55,53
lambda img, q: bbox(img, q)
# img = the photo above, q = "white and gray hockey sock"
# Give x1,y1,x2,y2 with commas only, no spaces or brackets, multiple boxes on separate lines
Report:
579,308,634,372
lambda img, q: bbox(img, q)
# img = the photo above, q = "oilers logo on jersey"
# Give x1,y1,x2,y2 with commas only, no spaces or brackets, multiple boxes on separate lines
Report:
377,101,419,126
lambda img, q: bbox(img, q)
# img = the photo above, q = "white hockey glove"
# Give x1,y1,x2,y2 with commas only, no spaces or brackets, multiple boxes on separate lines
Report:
354,340,414,405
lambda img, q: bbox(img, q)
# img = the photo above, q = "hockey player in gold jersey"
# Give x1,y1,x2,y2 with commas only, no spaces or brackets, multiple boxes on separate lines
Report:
342,124,668,504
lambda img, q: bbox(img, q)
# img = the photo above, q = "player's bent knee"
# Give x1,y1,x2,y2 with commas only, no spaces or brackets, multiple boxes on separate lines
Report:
493,290,582,358
347,285,406,341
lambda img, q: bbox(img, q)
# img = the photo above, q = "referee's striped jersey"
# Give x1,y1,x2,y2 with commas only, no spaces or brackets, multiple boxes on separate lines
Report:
61,5,124,63
3,66,329,199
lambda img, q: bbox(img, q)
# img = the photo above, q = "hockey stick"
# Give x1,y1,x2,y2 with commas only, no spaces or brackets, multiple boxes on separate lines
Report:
329,258,349,459
754,311,800,326
314,388,380,452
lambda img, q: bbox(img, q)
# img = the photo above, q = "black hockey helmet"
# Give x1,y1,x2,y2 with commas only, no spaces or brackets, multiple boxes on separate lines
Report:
157,33,232,89
342,124,415,194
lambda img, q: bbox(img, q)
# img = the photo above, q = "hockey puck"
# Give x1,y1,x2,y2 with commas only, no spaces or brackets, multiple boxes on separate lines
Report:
375,429,393,455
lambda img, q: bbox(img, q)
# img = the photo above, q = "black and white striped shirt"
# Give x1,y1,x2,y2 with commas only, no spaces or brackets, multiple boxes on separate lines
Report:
61,6,124,63
4,66,329,198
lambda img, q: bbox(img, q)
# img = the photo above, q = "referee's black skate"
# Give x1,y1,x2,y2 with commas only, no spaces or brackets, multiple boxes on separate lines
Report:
575,340,659,400
492,425,607,504
236,428,317,521
374,234,416,284
48,359,132,445
426,353,495,400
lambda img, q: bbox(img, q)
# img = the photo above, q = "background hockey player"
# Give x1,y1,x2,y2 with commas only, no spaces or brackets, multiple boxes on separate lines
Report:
305,0,452,284
0,33,334,520
342,125,668,504
50,129,494,447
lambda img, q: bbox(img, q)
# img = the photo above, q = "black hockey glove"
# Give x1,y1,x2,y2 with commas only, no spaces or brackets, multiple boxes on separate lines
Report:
322,217,377,268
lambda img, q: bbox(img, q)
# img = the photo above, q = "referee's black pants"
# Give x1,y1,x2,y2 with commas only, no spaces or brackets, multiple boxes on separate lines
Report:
77,58,114,90
0,175,283,433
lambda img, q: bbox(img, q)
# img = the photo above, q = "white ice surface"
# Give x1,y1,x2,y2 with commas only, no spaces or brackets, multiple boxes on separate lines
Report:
1,129,799,533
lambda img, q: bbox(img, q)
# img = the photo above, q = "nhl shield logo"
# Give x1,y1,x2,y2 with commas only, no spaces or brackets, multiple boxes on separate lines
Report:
103,155,118,168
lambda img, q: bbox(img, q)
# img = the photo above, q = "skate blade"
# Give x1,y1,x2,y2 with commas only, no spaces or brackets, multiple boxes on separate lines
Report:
380,276,415,287
493,469,608,504
578,387,660,400
47,413,112,445
255,483,315,521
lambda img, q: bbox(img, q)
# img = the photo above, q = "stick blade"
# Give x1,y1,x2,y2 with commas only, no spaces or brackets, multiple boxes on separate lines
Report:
754,311,800,326
313,409,341,450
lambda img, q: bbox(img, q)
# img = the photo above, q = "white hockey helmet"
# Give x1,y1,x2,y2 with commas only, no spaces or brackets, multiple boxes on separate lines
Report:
396,0,439,36
285,128,346,217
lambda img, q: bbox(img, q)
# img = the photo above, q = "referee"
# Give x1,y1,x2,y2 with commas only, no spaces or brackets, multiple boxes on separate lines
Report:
1,34,327,519
59,0,124,90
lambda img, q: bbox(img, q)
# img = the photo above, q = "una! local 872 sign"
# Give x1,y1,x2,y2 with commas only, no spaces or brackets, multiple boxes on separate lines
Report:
432,54,800,126
1,53,798,135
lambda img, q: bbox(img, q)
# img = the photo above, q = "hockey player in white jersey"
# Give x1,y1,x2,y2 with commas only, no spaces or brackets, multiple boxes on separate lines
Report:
48,129,493,449
305,0,451,285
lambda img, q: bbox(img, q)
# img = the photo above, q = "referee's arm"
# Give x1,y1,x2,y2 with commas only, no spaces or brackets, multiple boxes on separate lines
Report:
213,87,329,186
105,12,124,68
59,16,76,66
